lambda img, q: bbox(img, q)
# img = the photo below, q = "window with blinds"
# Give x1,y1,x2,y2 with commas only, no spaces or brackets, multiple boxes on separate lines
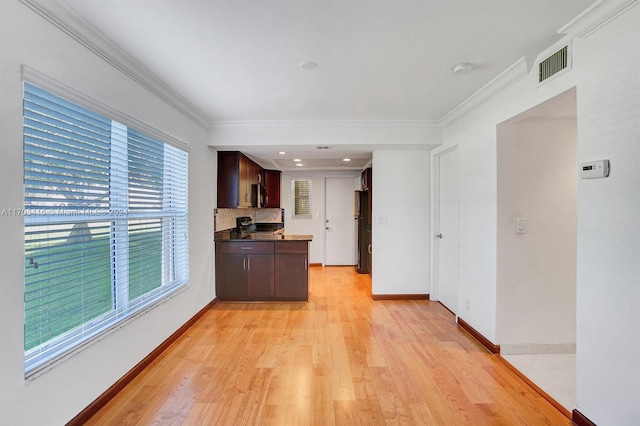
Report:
23,82,189,376
291,179,312,219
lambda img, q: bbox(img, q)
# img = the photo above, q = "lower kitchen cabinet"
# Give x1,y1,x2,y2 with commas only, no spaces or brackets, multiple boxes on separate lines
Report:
275,241,309,300
215,240,309,301
218,254,249,299
247,254,274,298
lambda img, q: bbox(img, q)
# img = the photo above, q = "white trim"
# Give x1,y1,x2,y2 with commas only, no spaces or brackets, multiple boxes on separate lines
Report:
500,343,576,355
440,0,640,127
558,0,640,38
18,0,210,128
210,119,441,130
22,64,190,152
440,57,531,127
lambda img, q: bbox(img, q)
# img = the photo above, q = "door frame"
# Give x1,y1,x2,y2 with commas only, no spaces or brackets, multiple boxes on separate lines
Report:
430,144,461,317
323,176,359,266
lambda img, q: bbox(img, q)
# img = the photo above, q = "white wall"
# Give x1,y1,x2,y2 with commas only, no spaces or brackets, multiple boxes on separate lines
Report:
442,3,640,424
573,6,640,424
0,2,215,424
281,171,360,264
496,111,577,350
372,150,430,296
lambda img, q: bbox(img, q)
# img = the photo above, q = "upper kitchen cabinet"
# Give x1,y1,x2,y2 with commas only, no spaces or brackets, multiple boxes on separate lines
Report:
361,167,372,191
217,151,263,208
263,169,281,208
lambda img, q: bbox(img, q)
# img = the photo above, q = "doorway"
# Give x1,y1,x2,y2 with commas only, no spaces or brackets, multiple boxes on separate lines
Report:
325,177,358,265
496,88,577,411
432,146,460,315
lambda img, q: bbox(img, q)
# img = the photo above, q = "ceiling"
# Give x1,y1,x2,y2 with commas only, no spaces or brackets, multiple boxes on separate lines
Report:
56,0,594,171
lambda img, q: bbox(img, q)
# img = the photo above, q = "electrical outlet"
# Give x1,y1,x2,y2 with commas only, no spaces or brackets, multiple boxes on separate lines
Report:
465,298,471,311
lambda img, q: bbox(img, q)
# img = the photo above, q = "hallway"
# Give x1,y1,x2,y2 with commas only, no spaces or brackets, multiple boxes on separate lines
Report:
85,267,570,425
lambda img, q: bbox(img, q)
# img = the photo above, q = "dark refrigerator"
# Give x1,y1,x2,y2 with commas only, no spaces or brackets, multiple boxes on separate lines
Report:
355,190,371,274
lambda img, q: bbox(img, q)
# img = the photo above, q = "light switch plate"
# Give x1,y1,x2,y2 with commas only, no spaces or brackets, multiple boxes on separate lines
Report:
515,218,526,234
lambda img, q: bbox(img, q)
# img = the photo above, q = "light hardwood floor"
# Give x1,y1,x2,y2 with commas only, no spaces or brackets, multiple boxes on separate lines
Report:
86,267,570,425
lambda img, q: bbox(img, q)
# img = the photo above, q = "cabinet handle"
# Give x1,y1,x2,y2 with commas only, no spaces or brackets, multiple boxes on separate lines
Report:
368,244,372,254
240,247,253,250
243,257,246,270
247,257,251,270
305,257,307,271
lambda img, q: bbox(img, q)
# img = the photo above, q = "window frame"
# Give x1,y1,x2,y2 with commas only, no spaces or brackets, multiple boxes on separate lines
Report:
291,178,312,219
22,69,189,378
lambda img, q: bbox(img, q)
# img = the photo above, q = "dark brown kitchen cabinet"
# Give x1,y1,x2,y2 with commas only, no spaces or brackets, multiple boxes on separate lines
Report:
217,151,263,208
215,241,274,301
217,253,248,299
249,158,262,187
238,153,250,207
263,169,281,208
215,240,309,301
247,254,275,298
275,241,309,300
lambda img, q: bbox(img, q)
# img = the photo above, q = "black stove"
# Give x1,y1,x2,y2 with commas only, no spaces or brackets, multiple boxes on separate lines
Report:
233,216,256,239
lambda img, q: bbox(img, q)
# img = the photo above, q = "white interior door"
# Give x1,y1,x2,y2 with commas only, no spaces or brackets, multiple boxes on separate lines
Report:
325,177,357,265
435,148,460,314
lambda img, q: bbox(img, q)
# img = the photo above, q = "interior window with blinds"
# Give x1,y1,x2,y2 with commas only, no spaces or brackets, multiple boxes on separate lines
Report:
23,82,189,376
291,179,312,219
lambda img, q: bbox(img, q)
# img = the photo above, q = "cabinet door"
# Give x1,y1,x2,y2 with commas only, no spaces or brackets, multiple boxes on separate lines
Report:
252,161,263,186
263,169,281,208
247,254,274,299
275,254,308,300
217,152,240,208
238,154,251,207
218,254,248,300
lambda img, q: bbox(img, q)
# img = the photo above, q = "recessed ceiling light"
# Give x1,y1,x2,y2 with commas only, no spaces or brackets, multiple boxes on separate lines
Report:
278,151,286,155
453,63,473,75
300,61,318,70
293,158,301,162
343,158,351,162
296,163,304,167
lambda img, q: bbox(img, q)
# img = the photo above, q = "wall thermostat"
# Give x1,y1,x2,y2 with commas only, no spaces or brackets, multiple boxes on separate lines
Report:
580,159,609,179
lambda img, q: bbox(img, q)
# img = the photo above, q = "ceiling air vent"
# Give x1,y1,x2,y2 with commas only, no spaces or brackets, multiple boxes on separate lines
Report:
539,45,569,83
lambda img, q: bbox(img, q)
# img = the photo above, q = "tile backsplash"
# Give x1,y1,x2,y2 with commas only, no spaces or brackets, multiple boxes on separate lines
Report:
215,208,283,231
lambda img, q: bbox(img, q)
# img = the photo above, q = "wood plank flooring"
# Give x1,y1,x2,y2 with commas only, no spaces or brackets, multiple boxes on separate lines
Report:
85,267,570,425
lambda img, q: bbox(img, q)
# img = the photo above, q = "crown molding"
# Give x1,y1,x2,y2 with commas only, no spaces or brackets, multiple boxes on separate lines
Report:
558,0,639,38
22,64,190,152
440,56,532,127
19,0,211,128
440,0,640,128
209,119,441,130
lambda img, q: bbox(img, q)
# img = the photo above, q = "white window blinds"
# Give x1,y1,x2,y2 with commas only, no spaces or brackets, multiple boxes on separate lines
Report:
291,179,312,219
23,82,189,376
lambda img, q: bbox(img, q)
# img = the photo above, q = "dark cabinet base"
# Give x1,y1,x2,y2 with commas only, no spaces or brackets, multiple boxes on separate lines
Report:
275,254,308,300
216,240,309,301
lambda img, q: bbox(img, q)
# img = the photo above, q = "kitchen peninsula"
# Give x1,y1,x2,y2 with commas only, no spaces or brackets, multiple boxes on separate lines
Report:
215,230,313,301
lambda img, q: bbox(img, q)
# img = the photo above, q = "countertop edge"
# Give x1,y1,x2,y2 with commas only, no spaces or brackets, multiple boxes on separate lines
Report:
214,230,313,242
